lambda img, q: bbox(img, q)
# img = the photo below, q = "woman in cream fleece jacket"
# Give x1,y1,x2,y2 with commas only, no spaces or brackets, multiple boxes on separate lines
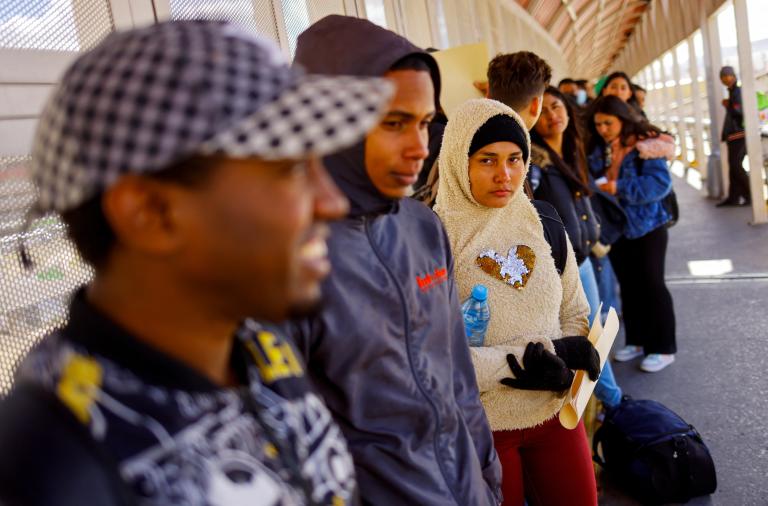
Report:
434,99,598,506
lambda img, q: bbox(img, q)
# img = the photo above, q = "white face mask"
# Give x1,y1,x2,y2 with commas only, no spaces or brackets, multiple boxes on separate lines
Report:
576,89,588,106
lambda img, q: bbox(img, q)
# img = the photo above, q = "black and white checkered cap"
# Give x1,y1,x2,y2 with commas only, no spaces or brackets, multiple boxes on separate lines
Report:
32,20,394,213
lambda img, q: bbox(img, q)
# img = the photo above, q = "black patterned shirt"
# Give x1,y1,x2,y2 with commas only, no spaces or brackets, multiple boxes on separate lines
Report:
17,291,357,505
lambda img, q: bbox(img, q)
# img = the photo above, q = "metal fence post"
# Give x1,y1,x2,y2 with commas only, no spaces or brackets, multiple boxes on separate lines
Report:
701,6,726,199
733,0,767,224
672,45,689,168
688,33,707,180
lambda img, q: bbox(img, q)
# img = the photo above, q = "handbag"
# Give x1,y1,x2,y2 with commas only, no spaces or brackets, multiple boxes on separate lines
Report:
662,189,679,228
593,398,717,504
590,190,626,244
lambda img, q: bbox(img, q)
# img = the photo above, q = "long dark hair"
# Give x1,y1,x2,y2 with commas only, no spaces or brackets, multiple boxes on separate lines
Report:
586,95,663,153
530,86,591,194
600,71,643,114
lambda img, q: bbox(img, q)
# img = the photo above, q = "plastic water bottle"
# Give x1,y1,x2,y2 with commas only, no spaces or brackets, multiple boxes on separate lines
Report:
462,284,490,347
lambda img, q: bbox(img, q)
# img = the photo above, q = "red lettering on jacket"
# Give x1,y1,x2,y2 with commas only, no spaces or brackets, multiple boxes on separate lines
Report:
417,266,448,292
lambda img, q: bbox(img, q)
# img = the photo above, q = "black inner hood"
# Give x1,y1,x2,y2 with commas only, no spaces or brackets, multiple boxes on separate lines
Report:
293,15,442,217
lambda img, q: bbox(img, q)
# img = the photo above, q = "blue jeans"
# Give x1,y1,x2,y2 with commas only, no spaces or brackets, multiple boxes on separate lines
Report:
589,255,621,318
579,260,623,408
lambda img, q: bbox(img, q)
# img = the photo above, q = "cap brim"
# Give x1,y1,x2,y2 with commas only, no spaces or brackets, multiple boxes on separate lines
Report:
200,75,394,160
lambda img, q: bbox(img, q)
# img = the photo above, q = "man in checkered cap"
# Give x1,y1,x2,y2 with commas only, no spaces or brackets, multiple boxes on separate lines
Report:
0,20,393,505
286,16,502,505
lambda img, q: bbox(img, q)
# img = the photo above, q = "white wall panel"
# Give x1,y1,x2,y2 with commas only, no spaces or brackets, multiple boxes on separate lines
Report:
0,85,55,118
0,49,77,84
0,120,37,157
400,0,434,49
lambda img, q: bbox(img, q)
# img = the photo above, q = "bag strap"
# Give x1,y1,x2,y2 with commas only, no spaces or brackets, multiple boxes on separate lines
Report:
633,151,645,174
532,200,568,276
672,435,693,498
634,426,696,452
592,425,607,468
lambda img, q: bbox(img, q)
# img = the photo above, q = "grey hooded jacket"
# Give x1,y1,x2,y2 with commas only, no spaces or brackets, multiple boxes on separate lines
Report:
286,15,502,505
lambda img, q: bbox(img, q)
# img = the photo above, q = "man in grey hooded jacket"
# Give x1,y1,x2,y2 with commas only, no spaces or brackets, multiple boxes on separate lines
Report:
285,15,502,505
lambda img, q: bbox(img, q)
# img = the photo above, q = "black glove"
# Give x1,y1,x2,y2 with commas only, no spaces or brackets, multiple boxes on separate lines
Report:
500,342,574,392
552,336,600,381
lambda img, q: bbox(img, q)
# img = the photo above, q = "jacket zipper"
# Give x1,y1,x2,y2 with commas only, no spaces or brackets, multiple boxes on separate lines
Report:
363,216,463,505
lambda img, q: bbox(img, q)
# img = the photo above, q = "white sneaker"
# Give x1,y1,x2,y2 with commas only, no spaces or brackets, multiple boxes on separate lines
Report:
640,354,675,372
614,345,644,362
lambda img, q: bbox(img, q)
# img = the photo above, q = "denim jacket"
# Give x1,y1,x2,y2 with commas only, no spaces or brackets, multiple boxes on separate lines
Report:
588,146,672,239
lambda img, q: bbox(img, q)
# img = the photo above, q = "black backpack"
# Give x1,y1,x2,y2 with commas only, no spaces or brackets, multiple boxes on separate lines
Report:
593,398,717,504
532,200,567,276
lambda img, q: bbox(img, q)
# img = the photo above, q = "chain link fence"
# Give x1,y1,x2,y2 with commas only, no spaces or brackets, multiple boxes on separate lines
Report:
0,157,93,394
0,0,113,394
0,0,114,51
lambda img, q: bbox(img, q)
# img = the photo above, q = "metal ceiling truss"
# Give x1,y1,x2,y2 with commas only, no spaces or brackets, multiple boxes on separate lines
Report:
515,0,651,77
611,0,728,77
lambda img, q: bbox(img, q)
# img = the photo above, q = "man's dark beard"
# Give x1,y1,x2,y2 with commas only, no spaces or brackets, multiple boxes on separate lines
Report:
286,297,325,319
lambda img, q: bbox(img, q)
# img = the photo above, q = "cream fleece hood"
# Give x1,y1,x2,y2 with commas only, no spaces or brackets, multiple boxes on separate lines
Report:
434,99,533,256
434,99,589,430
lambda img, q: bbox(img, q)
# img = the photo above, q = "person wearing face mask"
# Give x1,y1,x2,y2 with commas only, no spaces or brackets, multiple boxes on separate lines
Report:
529,86,624,409
286,16,502,505
587,95,677,373
558,78,579,105
558,78,590,111
435,99,599,506
574,79,592,108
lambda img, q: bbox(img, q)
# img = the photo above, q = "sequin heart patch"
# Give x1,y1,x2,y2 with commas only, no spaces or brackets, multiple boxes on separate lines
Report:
476,245,536,290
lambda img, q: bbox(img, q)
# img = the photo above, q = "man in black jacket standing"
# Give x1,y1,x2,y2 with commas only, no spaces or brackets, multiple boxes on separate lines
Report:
717,65,751,207
0,20,394,505
287,15,502,505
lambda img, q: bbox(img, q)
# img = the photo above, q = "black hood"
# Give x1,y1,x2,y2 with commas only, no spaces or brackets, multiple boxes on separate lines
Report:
294,15,442,216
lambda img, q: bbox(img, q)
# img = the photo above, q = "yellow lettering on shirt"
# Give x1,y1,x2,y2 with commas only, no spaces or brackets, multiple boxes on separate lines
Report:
246,331,304,383
56,354,102,424
263,443,279,459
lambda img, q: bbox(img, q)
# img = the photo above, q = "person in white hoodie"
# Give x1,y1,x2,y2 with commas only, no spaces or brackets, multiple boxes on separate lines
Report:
434,98,599,506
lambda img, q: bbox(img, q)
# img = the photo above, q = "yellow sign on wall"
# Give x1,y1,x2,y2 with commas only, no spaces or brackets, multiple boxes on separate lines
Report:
431,43,490,117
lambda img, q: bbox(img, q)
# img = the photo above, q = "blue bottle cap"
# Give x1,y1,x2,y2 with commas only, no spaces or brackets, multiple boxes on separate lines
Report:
471,284,488,301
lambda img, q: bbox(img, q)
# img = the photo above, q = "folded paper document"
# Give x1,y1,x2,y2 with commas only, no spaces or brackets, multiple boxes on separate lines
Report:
560,304,619,430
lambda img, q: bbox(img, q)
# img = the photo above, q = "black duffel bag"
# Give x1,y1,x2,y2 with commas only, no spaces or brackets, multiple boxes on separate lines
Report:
593,397,717,504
